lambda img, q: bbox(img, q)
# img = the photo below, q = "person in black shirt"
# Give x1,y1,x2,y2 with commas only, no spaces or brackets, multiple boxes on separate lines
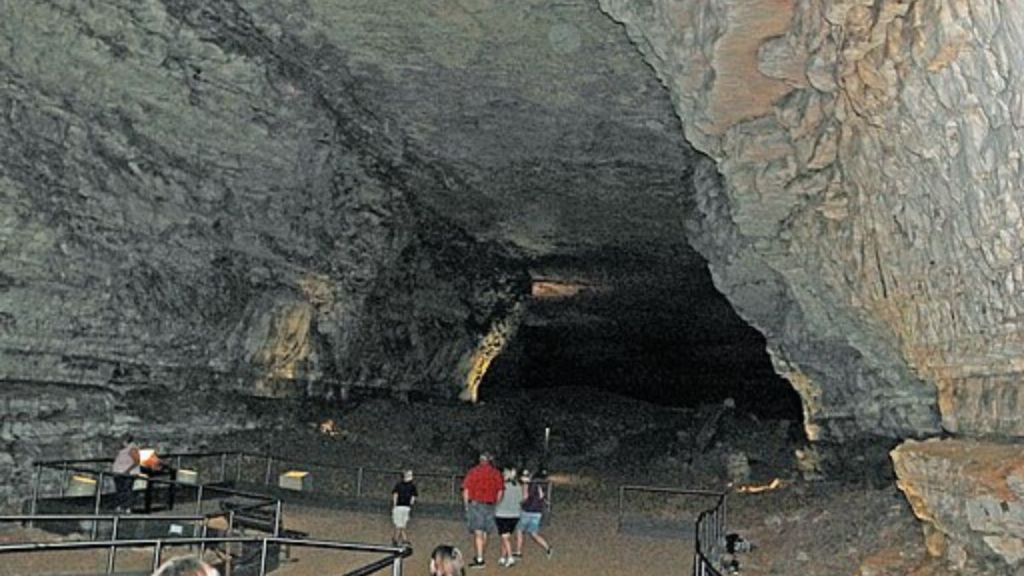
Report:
391,469,418,545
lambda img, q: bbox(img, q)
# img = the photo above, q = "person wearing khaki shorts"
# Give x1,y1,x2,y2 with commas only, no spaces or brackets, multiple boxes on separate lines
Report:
391,470,417,546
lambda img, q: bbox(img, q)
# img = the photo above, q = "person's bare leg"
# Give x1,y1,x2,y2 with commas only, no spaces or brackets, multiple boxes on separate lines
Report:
500,533,513,561
531,532,551,554
514,531,524,556
474,530,487,561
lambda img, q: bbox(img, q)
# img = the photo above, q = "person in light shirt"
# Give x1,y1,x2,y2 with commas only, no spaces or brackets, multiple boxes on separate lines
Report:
110,435,141,512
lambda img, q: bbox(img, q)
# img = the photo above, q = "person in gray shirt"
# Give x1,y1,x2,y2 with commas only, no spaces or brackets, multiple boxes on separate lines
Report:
494,467,523,567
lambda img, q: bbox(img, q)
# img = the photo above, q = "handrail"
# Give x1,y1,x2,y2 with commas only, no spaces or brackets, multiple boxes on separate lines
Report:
693,492,727,576
36,451,486,506
32,450,557,521
616,485,725,532
0,535,413,576
619,485,724,496
614,484,727,574
37,450,460,478
29,460,281,538
0,514,210,522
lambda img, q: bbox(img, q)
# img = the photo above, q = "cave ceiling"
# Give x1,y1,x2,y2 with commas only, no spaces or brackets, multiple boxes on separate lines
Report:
0,0,713,395
213,0,697,261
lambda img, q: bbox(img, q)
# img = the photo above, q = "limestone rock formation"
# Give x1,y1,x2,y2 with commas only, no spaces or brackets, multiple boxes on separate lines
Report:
596,0,1024,569
600,0,1024,442
0,0,691,503
893,439,1024,572
4,0,1024,569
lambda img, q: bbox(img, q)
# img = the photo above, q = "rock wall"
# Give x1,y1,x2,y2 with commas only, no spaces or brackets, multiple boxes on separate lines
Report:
0,0,525,503
598,0,1024,569
599,0,1024,441
893,439,1024,572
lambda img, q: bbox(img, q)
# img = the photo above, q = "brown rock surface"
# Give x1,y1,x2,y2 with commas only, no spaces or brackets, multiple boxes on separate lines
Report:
893,438,1024,571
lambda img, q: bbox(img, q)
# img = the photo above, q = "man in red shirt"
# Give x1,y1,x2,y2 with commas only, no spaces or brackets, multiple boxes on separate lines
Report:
461,452,504,568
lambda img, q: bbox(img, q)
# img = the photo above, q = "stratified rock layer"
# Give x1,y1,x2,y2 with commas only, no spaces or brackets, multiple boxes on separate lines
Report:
600,0,1024,441
0,0,693,504
892,439,1024,572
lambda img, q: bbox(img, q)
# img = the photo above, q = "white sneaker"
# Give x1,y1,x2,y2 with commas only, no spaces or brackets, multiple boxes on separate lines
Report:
505,556,517,568
498,557,508,567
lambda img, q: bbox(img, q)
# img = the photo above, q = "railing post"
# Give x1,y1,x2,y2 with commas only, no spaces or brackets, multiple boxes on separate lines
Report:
235,452,243,483
175,455,182,473
392,554,403,576
220,453,227,482
228,510,236,535
29,463,42,529
273,500,282,537
195,484,205,516
106,515,120,574
59,461,69,497
264,455,273,486
356,467,364,498
199,521,210,556
151,540,164,573
258,538,270,576
92,472,105,539
617,486,624,531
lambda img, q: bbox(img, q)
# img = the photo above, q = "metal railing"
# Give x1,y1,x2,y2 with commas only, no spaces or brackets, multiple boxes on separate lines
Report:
616,485,723,532
28,460,282,538
0,513,216,573
693,492,727,576
615,485,727,575
33,451,554,510
0,535,412,576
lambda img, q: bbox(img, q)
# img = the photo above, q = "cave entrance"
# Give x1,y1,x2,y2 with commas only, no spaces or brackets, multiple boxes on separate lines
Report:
479,248,804,423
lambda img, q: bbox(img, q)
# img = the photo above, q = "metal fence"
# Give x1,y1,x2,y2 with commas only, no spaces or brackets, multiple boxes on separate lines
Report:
0,513,216,573
693,492,727,576
616,485,722,535
615,485,727,575
0,534,412,576
28,459,281,538
33,451,554,510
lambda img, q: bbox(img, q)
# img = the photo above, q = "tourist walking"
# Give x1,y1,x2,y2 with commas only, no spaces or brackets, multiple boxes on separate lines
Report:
461,452,504,569
514,469,552,559
495,467,522,567
430,544,465,576
391,469,417,546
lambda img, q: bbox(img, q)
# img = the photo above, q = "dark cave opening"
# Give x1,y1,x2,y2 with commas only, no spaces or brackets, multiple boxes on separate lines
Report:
480,251,804,423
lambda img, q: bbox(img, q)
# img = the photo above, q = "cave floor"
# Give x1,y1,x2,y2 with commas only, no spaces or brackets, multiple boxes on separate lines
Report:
243,386,955,575
1,387,957,575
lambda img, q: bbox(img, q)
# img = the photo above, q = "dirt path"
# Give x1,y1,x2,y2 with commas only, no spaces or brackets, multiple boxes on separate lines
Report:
278,505,689,575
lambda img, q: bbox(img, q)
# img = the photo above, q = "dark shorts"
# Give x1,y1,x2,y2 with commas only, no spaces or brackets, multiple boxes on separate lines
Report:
496,516,519,535
465,501,496,533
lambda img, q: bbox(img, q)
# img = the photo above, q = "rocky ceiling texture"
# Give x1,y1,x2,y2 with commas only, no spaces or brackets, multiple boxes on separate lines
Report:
2,0,1024,569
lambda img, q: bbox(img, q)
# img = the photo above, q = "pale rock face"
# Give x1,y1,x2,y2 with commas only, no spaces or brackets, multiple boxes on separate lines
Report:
597,2,1024,566
892,439,1024,570
600,0,1024,441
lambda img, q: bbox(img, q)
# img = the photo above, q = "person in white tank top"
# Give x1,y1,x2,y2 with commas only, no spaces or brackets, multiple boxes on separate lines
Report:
111,436,140,512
